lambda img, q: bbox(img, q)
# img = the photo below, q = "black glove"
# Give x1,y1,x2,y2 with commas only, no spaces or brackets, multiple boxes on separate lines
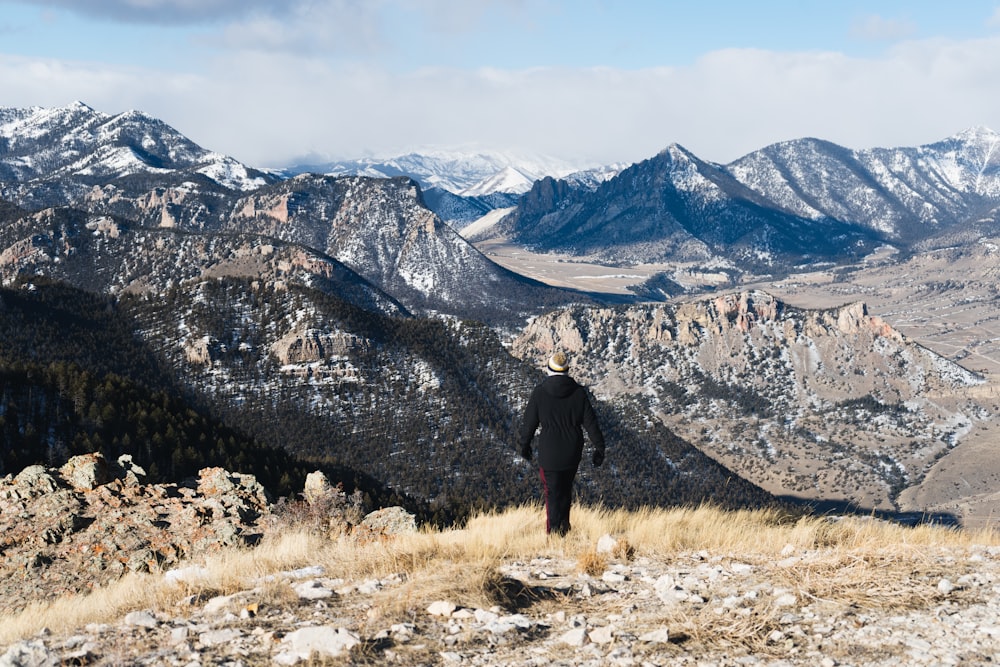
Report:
592,450,605,467
520,444,532,461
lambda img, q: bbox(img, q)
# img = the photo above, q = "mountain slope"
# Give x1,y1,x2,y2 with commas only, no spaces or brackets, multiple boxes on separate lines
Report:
497,129,1000,278
512,290,987,511
0,102,590,324
499,146,883,270
727,128,1000,241
0,276,780,519
0,102,272,208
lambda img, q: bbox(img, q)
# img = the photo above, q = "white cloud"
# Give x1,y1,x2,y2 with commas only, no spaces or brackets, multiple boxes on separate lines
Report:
989,7,1000,30
3,32,1000,169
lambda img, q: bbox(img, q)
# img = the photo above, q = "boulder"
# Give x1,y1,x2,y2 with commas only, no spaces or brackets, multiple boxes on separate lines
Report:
360,507,417,535
59,453,111,491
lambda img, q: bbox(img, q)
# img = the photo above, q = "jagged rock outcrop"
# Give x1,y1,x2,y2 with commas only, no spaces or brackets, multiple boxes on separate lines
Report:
0,454,415,617
0,454,272,614
269,328,367,365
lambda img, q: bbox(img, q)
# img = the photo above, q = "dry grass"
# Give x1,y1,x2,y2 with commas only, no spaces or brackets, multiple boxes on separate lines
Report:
1,503,997,647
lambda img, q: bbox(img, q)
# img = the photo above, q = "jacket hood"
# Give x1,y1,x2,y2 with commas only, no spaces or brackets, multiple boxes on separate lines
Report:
542,374,579,398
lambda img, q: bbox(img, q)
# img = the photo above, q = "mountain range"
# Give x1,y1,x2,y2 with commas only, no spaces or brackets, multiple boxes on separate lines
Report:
487,127,1000,285
1,102,997,523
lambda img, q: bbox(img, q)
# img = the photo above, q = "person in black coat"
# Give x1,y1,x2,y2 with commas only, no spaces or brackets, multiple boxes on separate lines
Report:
518,351,605,536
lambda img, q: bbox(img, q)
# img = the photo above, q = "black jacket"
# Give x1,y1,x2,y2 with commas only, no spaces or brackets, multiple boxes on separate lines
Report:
518,374,605,471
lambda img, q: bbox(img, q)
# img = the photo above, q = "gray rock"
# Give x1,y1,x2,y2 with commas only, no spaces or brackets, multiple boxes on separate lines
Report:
639,628,670,644
559,627,589,647
0,640,57,667
59,454,111,491
198,628,243,647
123,610,158,629
361,506,417,534
12,466,60,498
427,600,457,617
293,579,335,600
302,471,332,505
274,626,360,664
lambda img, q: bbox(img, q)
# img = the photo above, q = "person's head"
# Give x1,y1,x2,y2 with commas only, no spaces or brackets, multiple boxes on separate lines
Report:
547,351,569,375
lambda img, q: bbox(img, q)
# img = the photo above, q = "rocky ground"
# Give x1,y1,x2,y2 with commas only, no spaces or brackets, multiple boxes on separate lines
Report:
4,455,1000,665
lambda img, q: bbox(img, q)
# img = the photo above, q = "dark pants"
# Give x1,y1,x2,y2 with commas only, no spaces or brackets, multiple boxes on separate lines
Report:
540,468,576,535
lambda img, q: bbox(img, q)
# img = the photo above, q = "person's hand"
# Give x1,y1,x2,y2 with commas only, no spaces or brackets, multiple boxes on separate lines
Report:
592,450,604,467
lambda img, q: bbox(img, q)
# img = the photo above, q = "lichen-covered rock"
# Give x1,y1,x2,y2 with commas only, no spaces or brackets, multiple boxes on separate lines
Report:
360,507,417,535
59,453,112,491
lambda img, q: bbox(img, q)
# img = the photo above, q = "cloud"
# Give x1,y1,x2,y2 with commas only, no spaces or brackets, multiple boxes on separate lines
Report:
214,1,385,56
990,7,1000,30
3,32,1000,169
850,13,918,42
0,0,288,25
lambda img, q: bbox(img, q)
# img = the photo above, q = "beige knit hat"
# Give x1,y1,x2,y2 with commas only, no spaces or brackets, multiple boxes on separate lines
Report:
547,352,569,373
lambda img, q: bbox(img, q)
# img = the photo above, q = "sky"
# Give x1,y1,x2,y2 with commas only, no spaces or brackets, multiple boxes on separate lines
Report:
1,0,1000,170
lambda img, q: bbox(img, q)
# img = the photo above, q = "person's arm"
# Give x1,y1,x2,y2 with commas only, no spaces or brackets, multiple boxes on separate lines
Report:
518,391,540,460
582,394,605,466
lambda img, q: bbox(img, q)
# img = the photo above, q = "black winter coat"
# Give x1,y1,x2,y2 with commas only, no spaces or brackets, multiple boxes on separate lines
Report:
518,374,605,471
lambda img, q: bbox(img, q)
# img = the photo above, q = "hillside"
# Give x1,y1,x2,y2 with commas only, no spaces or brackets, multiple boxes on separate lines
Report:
0,277,778,523
3,102,999,526
512,291,988,514
1,461,999,666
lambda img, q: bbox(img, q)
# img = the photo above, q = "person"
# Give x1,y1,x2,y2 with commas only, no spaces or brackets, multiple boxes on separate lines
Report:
518,351,605,536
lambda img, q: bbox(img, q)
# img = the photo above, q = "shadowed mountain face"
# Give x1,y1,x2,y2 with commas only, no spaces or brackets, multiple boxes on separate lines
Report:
498,129,1000,276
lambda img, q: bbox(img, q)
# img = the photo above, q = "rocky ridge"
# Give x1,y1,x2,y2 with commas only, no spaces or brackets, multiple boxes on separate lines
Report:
512,290,989,511
0,454,413,619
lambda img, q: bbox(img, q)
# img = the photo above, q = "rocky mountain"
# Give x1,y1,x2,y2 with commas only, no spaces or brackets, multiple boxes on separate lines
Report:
421,187,520,228
282,150,624,227
0,273,778,524
513,290,989,513
0,103,588,325
495,129,1000,281
2,101,995,523
0,102,274,208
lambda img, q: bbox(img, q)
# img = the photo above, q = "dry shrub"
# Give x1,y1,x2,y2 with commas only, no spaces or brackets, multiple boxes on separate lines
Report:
364,554,506,620
772,549,953,612
576,547,608,577
613,536,635,561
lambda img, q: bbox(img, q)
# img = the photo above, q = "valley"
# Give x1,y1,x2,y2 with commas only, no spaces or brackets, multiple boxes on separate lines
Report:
3,102,1000,532
474,231,1000,528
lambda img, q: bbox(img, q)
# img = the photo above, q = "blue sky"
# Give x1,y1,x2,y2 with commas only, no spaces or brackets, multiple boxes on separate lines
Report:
1,1,999,169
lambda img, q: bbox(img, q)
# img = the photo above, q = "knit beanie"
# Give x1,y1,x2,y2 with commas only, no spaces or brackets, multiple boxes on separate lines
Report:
547,352,569,373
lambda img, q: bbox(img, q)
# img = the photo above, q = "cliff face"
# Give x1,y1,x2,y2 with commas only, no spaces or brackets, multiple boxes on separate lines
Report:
512,290,987,510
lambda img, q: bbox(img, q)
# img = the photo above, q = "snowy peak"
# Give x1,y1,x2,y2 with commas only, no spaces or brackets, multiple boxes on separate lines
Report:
285,150,588,196
0,103,269,193
460,165,535,196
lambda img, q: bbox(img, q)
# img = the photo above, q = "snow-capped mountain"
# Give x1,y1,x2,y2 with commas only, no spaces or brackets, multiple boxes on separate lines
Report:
282,149,589,196
726,127,1000,240
0,103,586,322
499,128,1000,275
0,102,273,208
